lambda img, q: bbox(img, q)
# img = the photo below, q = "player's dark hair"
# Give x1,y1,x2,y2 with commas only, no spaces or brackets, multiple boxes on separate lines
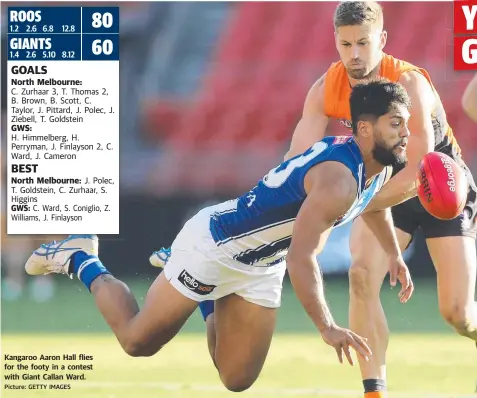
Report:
350,79,411,136
334,1,383,29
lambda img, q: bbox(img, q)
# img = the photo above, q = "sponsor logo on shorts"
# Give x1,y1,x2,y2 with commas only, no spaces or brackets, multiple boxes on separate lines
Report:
178,270,216,296
419,163,433,203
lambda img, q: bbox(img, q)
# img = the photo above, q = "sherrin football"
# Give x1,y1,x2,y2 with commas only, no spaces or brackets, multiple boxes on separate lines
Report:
417,152,467,220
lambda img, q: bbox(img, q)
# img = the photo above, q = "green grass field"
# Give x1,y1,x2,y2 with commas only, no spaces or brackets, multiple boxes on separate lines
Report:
1,333,476,398
2,278,476,397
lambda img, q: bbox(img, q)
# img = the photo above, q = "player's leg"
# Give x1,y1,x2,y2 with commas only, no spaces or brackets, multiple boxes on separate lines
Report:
151,247,218,361
426,236,477,340
150,235,282,391
199,301,217,363
165,278,275,390
198,268,284,392
179,300,216,364
26,235,198,356
420,180,477,341
212,294,277,392
92,271,198,356
349,209,414,397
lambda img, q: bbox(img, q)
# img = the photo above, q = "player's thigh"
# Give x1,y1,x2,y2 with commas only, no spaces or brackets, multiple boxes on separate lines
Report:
132,214,220,350
154,245,219,346
214,293,276,384
213,265,284,384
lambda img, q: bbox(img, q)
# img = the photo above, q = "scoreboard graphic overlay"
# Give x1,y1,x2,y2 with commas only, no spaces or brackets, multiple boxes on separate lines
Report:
7,7,120,235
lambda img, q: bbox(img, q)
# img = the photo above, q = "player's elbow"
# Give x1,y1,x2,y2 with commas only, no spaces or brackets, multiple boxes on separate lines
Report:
461,92,470,112
285,248,300,268
462,94,473,113
462,95,477,122
286,249,313,273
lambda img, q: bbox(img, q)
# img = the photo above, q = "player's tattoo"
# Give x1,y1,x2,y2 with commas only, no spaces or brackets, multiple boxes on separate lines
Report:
90,273,115,293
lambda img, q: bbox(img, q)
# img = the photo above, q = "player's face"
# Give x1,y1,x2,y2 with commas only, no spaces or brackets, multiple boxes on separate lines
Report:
372,105,410,167
335,23,386,80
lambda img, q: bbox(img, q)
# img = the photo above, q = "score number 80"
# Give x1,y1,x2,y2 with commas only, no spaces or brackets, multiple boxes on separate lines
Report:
91,12,114,56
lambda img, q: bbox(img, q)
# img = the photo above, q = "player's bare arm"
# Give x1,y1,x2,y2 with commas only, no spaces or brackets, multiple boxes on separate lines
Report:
286,161,372,365
362,166,413,301
366,70,436,211
284,74,329,161
462,73,477,123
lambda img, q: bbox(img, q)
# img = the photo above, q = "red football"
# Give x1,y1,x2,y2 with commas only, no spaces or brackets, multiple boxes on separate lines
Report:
417,152,468,220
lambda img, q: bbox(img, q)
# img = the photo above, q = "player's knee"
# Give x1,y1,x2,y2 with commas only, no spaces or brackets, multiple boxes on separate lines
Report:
122,340,162,357
439,304,474,336
220,373,255,393
349,262,372,297
218,366,257,392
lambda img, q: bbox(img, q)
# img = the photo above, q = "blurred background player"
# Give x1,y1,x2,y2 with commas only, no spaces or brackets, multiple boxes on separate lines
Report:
462,73,477,124
282,2,477,397
26,80,413,392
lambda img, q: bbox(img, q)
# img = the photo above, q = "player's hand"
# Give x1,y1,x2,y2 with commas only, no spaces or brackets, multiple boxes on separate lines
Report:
388,255,414,303
320,324,372,365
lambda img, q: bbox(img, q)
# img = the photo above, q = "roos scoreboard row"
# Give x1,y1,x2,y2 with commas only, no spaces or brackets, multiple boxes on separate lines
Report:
7,7,119,235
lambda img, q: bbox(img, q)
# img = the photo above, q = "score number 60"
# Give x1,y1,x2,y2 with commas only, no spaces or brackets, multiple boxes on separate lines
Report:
91,12,114,56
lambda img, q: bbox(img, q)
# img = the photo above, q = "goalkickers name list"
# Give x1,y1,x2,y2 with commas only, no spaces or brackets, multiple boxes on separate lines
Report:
7,7,119,234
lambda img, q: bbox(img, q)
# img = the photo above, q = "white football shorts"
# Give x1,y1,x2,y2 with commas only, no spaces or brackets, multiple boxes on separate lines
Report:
163,205,286,308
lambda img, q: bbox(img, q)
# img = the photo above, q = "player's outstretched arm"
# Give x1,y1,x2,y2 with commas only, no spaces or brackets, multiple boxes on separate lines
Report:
462,73,477,123
366,71,435,212
286,161,372,365
284,74,330,161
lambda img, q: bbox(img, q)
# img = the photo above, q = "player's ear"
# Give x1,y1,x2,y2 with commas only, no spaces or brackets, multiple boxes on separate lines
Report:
380,30,387,50
357,120,372,138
